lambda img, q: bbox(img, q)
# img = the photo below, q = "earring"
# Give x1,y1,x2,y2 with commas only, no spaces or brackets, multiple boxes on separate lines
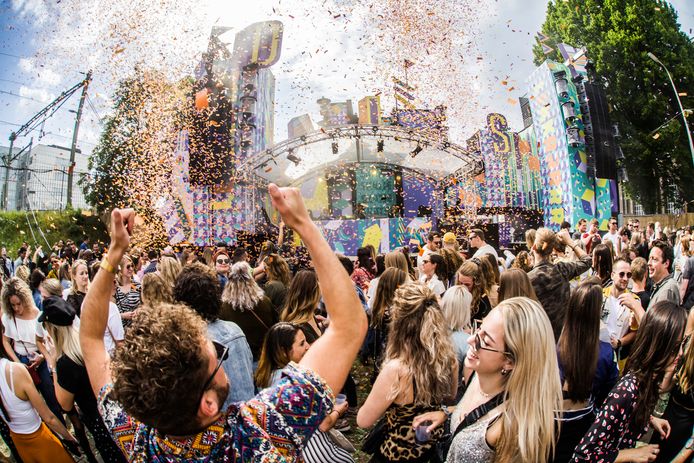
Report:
501,368,509,376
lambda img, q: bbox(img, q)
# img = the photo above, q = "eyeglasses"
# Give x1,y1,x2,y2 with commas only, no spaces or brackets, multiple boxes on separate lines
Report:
474,333,512,356
197,341,229,404
433,241,441,245
617,271,632,279
422,259,431,264
216,258,230,264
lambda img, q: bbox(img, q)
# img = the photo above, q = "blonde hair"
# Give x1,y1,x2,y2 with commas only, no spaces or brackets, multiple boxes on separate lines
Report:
117,255,133,284
70,259,89,294
158,256,182,289
44,323,83,366
440,285,472,332
494,297,562,463
15,265,29,284
40,278,63,297
141,273,173,306
384,250,409,275
384,282,457,406
0,277,36,318
221,262,264,311
281,270,320,325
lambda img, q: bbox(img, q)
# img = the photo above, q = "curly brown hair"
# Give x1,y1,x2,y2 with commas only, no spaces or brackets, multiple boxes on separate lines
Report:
111,303,210,435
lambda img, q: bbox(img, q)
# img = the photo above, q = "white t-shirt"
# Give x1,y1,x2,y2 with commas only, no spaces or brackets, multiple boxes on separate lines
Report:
104,302,125,355
419,274,446,296
367,277,380,310
603,231,620,253
1,314,40,357
602,295,632,342
472,244,498,261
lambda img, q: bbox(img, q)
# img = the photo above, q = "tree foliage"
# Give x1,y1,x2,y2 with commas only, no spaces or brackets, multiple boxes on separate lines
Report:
80,69,192,248
534,0,694,213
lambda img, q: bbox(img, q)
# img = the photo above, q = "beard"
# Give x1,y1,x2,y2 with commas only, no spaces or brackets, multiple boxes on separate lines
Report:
212,377,230,411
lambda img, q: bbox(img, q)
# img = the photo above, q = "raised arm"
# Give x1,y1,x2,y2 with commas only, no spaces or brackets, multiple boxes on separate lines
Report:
269,184,367,394
80,208,134,396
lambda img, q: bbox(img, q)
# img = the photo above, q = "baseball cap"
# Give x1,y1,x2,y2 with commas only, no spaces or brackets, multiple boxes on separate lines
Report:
38,296,76,326
443,232,457,244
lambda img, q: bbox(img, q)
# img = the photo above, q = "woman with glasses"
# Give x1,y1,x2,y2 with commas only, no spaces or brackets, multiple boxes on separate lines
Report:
414,297,562,463
571,301,687,462
553,279,618,463
114,255,141,329
358,282,457,462
418,253,446,297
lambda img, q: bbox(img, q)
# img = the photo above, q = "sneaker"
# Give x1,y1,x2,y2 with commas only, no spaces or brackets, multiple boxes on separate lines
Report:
334,418,351,432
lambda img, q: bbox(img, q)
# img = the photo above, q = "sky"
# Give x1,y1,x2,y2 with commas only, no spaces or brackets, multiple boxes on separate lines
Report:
0,0,692,159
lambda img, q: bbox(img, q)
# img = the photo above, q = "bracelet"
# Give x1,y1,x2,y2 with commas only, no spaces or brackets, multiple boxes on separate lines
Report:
100,258,116,274
441,405,452,418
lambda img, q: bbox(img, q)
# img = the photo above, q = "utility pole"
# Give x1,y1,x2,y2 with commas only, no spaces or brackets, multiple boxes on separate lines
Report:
1,135,15,210
66,70,92,209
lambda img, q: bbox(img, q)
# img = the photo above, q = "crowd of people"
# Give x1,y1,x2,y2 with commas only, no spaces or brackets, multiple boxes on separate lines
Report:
0,187,691,462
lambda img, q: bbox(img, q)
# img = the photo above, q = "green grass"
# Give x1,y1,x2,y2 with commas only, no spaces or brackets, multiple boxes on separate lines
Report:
344,359,375,463
0,209,107,255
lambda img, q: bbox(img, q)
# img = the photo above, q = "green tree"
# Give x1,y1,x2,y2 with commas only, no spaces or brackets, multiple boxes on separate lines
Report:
533,0,694,213
81,69,191,247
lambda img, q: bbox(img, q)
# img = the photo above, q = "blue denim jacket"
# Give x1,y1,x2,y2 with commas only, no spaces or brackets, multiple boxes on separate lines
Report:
207,319,255,408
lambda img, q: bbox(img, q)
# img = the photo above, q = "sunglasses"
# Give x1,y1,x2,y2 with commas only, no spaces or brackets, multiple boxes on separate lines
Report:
197,341,229,404
617,271,632,279
422,259,431,264
474,333,512,356
216,258,230,264
433,241,441,245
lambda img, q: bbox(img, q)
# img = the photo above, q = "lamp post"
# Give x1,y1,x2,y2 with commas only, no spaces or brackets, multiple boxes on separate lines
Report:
647,52,694,167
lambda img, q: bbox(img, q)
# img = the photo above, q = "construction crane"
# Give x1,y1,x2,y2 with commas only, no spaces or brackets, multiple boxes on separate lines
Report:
1,70,92,210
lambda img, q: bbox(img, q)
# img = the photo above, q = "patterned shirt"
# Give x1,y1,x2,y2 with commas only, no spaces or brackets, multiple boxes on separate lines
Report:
571,373,647,462
528,255,592,340
97,363,334,462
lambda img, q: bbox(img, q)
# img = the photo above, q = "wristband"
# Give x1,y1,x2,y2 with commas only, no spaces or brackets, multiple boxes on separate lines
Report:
100,258,116,274
441,405,452,418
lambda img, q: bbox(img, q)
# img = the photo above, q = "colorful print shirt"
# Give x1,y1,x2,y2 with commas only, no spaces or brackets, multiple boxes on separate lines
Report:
97,362,334,462
571,373,648,462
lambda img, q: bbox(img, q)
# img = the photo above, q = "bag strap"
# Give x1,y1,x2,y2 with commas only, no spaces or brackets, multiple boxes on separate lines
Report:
12,317,30,357
449,392,504,441
248,309,269,330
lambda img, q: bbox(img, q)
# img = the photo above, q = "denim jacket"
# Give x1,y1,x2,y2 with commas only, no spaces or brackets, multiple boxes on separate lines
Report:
207,319,255,408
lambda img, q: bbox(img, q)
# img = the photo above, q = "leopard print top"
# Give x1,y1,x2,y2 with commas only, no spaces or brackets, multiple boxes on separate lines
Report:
378,402,443,462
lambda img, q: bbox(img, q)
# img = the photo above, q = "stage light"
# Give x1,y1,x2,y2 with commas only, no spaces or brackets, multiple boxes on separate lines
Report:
410,144,423,158
554,71,569,99
567,126,582,147
287,149,301,165
377,139,384,153
332,142,339,154
561,101,577,123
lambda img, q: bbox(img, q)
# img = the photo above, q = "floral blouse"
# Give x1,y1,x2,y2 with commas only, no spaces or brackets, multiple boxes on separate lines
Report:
571,372,648,462
97,362,333,462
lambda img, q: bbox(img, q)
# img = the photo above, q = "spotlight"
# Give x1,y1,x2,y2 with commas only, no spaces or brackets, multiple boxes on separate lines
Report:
287,149,301,165
332,142,338,155
410,144,423,158
377,139,384,153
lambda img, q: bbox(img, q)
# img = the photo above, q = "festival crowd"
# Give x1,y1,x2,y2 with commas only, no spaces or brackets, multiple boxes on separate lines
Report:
0,186,692,463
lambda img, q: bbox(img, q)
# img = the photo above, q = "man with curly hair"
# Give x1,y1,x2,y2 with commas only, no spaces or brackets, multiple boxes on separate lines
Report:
80,184,368,462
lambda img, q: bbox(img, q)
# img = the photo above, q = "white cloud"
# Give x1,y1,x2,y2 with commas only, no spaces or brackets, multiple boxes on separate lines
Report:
18,85,53,104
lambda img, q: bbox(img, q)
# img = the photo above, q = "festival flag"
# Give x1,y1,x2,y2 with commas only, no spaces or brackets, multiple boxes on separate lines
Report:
404,59,415,68
542,43,554,55
536,32,549,42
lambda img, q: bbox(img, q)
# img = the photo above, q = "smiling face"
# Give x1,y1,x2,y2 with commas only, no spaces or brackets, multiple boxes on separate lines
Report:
75,264,89,292
215,254,230,275
612,260,631,293
465,308,513,376
648,247,669,283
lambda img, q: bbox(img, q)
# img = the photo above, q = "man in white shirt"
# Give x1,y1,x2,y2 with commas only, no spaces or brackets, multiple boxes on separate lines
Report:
469,229,498,260
602,218,621,255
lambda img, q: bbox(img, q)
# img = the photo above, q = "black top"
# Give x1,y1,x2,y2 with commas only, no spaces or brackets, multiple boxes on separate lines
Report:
56,355,98,422
65,291,86,317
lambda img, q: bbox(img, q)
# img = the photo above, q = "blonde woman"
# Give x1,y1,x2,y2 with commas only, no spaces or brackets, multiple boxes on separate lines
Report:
64,260,89,317
358,282,457,462
221,262,275,361
41,297,127,463
414,297,562,463
157,256,181,290
440,285,473,365
140,273,174,307
280,270,323,343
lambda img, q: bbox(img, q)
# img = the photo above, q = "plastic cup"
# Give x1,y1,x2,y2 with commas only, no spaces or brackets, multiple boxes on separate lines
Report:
415,420,432,444
335,394,346,405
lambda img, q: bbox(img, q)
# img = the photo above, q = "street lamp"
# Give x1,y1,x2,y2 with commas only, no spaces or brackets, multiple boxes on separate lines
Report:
647,51,694,167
